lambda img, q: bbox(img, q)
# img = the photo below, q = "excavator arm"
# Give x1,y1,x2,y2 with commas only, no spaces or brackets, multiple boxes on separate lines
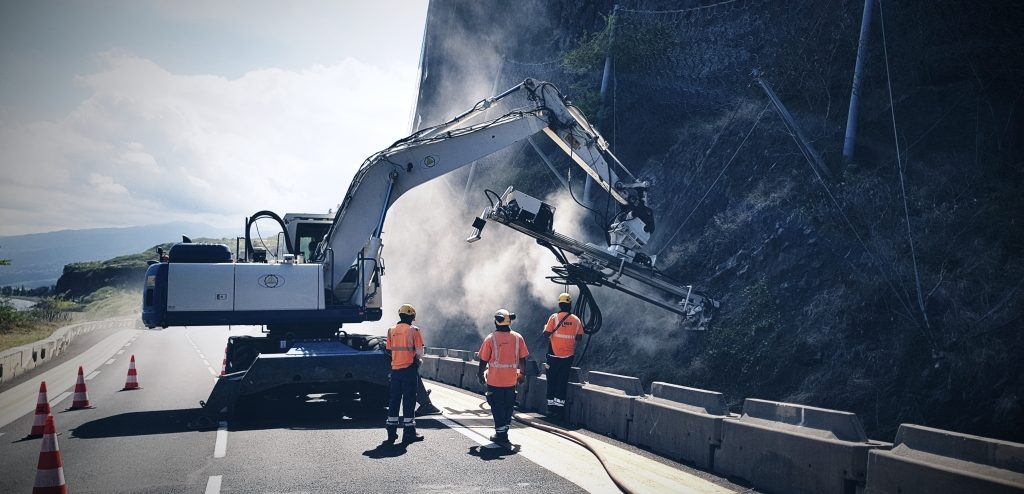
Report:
314,79,650,306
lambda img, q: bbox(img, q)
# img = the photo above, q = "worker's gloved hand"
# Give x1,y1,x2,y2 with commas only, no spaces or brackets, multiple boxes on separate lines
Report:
477,374,486,386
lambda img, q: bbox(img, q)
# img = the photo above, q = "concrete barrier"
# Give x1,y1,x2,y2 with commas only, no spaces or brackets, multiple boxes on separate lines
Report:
714,398,886,494
865,424,1024,494
629,382,730,470
446,349,473,361
573,371,644,439
424,347,447,357
0,318,136,385
435,357,465,387
525,375,548,411
461,360,487,394
419,355,439,380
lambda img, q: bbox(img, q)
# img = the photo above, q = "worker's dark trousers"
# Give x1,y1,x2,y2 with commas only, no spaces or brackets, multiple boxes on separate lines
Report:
388,366,417,425
486,385,517,434
546,355,573,403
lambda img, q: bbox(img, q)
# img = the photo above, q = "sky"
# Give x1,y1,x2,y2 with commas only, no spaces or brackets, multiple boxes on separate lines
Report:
0,0,429,236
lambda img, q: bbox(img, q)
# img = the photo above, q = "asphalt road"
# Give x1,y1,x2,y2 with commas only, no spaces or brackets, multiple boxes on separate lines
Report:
0,325,741,493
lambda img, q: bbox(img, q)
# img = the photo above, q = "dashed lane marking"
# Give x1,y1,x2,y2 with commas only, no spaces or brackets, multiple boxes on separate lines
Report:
52,391,71,405
205,475,222,494
207,368,217,376
85,371,100,380
202,359,211,367
105,359,116,365
116,350,124,355
214,421,228,458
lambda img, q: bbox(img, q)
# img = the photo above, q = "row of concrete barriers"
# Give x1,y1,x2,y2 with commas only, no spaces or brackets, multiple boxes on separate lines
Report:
420,347,1024,494
0,318,138,385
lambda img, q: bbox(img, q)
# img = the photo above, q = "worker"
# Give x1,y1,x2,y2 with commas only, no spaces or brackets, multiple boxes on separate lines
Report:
542,292,584,418
385,303,425,444
477,308,529,444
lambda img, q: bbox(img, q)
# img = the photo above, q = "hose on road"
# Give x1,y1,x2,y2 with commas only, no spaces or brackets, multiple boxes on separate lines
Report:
513,412,635,494
475,398,632,493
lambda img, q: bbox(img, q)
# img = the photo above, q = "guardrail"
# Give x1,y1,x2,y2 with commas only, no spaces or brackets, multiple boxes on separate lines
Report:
0,318,138,385
420,346,1024,494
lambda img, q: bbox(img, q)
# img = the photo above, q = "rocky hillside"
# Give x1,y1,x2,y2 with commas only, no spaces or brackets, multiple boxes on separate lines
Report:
403,0,1024,442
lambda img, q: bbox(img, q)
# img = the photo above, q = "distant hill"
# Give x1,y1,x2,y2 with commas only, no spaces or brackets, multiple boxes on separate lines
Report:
0,223,238,288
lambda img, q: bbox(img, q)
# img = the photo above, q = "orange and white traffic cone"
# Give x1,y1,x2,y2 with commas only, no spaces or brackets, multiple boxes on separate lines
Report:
27,382,51,438
67,366,93,410
220,346,228,376
122,355,140,390
32,415,68,494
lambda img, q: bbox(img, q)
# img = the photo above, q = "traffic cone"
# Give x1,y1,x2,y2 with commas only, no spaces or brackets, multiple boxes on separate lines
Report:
33,415,68,494
220,346,228,376
122,355,140,390
27,382,50,438
67,366,93,410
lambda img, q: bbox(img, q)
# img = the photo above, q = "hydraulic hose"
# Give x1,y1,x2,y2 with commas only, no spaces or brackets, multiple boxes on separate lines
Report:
542,244,603,365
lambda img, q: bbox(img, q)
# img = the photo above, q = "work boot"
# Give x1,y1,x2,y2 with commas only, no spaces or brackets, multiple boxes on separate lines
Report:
415,402,442,416
402,427,424,443
386,425,398,443
489,432,509,444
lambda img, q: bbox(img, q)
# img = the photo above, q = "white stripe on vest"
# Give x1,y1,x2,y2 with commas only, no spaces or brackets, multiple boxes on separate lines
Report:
488,332,520,369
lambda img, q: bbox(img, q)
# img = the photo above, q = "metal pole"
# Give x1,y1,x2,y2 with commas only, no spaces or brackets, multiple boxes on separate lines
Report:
585,4,619,205
462,59,505,206
755,74,832,180
842,0,875,163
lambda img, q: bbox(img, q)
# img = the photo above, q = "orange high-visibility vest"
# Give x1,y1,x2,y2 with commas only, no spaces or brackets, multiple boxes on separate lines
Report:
544,312,584,357
387,323,423,370
479,330,529,387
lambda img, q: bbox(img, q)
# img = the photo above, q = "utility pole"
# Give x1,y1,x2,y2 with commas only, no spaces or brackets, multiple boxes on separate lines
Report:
585,4,619,206
842,0,875,163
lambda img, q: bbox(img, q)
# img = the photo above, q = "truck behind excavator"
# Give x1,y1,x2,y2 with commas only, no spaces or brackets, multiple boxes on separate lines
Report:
140,78,715,416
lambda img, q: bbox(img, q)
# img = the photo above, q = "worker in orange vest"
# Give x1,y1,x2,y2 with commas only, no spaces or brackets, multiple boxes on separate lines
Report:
477,308,529,444
386,303,425,444
542,292,584,418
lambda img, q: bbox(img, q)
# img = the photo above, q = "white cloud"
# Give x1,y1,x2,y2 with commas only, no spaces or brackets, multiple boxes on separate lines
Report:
87,173,129,195
0,51,417,235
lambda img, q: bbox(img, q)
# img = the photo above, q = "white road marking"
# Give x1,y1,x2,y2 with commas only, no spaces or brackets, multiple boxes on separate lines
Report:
124,343,131,347
85,371,100,380
0,432,4,438
116,350,124,355
207,367,217,376
202,359,211,367
105,359,116,365
214,421,228,458
433,414,500,449
205,475,222,494
0,330,133,429
52,391,72,405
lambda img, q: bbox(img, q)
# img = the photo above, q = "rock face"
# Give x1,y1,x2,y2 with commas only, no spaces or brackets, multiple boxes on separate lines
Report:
413,0,1024,442
55,263,147,299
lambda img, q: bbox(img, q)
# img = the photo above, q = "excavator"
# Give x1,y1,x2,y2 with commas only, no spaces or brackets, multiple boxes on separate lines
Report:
140,78,715,415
